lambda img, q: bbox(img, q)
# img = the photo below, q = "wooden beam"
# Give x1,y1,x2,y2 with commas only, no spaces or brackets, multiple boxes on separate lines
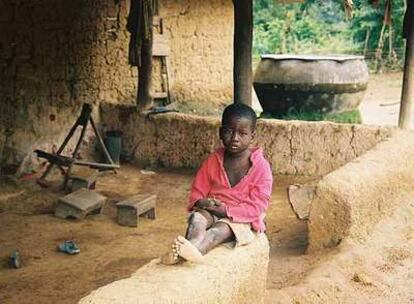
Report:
233,0,253,106
399,1,414,129
137,14,154,111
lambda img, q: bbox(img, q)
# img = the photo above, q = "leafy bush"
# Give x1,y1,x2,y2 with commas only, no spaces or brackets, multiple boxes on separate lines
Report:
261,109,362,124
253,0,405,71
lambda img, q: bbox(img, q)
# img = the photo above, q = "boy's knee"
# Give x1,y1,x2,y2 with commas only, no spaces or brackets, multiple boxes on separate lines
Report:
207,227,221,242
208,223,233,242
188,211,211,225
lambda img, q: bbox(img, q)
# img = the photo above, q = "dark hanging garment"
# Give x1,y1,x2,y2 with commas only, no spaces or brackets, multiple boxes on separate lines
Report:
126,0,159,67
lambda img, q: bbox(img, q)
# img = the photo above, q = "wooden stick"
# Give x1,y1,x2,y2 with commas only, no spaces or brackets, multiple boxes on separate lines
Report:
74,160,120,169
89,117,115,165
40,117,80,179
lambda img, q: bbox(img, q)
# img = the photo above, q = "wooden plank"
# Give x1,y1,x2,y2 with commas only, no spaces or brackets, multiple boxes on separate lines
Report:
152,34,170,57
153,16,161,27
152,92,168,99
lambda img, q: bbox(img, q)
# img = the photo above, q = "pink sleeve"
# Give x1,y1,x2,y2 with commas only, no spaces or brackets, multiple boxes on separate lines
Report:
226,161,273,223
188,158,211,211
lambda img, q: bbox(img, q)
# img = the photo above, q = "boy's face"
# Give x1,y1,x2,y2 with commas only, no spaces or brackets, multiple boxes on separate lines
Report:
219,116,255,155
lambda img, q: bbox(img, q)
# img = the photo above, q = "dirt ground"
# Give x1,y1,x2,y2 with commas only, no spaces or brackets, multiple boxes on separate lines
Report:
0,166,320,304
0,72,412,304
358,72,412,127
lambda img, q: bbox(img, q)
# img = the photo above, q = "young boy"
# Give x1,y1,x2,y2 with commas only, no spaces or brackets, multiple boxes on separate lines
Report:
162,103,273,264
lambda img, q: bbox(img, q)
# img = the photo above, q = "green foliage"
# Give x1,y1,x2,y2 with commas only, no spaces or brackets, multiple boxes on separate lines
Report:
261,109,362,124
253,0,406,71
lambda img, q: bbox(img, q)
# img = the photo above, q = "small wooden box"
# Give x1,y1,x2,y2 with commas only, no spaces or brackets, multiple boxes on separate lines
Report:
116,194,156,227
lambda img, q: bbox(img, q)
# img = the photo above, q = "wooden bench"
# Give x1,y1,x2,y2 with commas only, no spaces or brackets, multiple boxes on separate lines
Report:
116,194,156,227
68,168,99,192
55,188,106,220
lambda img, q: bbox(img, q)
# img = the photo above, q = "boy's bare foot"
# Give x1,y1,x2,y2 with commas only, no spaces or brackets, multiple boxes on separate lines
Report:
173,235,204,263
160,242,183,265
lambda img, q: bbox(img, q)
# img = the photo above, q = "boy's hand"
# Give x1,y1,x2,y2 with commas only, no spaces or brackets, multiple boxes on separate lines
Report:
204,201,227,218
195,198,215,209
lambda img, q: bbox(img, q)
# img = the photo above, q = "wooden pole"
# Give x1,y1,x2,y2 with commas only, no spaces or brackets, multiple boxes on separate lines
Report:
363,28,371,57
137,13,154,110
233,0,253,106
398,0,414,129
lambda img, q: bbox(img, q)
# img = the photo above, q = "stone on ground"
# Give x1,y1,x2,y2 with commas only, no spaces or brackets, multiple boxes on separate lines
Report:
288,184,315,220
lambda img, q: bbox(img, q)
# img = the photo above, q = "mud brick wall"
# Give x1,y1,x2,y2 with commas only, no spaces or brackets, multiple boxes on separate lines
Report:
0,0,234,170
100,104,394,176
79,234,269,304
308,130,414,251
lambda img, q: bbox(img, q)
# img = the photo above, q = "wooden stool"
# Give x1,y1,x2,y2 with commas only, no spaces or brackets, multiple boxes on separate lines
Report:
116,194,156,227
55,188,106,220
68,168,99,192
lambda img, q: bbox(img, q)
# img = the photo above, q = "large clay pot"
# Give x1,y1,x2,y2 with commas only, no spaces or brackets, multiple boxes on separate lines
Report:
253,54,369,115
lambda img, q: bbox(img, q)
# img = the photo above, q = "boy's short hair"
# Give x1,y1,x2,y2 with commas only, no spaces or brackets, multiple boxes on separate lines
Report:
222,103,257,130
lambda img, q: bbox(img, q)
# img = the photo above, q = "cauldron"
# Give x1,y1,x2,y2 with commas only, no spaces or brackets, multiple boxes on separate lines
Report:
253,54,369,115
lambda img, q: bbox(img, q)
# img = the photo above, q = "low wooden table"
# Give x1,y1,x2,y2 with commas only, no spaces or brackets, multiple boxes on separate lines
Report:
116,194,156,227
68,168,99,192
55,188,106,220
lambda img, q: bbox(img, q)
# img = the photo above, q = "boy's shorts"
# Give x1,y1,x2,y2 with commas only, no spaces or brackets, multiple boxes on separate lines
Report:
211,216,256,246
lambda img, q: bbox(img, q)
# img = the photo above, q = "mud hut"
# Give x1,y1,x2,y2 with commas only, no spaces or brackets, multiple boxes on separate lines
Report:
0,0,236,171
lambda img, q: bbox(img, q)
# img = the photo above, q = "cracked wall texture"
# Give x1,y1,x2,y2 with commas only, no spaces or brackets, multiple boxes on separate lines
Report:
0,0,233,169
100,104,394,176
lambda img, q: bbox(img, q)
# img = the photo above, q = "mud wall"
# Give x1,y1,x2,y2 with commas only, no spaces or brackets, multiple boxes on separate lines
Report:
0,0,233,170
100,104,394,176
79,234,269,304
308,130,414,251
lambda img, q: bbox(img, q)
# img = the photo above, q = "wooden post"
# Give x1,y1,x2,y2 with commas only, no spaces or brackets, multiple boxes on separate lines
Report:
137,31,153,110
398,1,414,129
233,0,253,106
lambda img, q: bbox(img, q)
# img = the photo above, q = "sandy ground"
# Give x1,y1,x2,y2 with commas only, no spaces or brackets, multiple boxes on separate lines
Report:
0,72,412,303
358,72,413,128
0,166,319,304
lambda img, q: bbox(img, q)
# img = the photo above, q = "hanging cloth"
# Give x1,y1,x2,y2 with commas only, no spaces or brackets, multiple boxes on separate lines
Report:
127,0,159,67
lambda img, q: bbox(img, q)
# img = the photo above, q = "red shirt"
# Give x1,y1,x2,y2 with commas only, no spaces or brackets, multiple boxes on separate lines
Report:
188,147,273,232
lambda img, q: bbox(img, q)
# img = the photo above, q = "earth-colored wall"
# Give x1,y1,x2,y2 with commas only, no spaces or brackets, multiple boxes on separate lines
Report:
79,234,269,304
100,104,394,176
0,0,233,170
308,130,414,251
160,0,234,103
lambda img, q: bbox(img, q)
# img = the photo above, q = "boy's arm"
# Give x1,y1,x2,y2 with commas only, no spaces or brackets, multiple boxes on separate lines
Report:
226,163,273,222
188,158,211,211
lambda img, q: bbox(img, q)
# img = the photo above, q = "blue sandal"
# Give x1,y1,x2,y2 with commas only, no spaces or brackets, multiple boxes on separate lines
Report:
58,240,80,255
10,250,22,268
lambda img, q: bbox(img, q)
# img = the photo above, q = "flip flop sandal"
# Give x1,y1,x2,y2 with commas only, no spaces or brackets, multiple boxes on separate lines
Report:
57,240,80,255
10,250,22,269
